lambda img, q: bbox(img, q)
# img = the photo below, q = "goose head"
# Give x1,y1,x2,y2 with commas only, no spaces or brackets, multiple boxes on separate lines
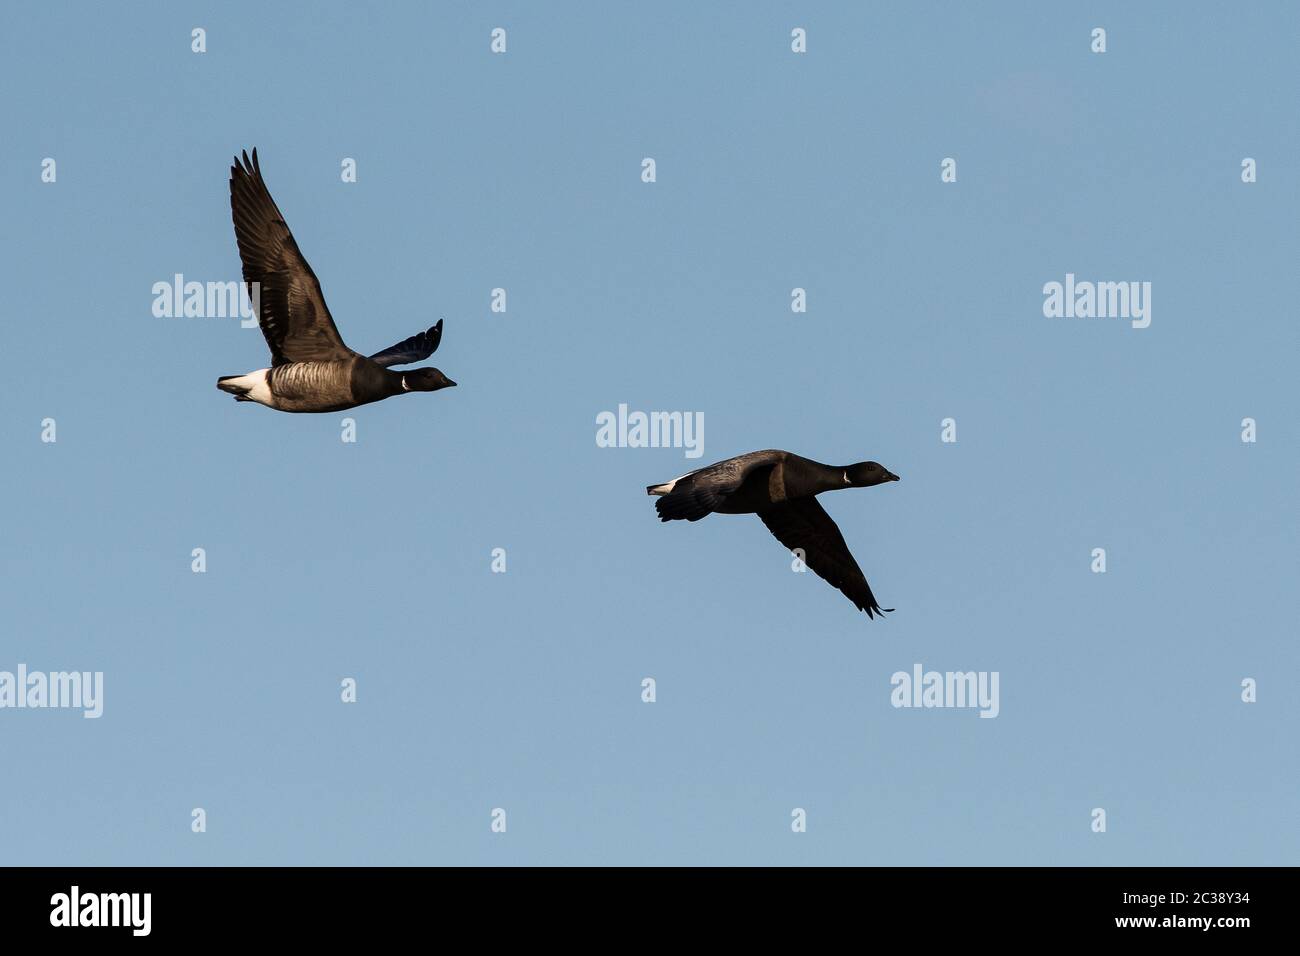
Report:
401,368,457,392
843,461,899,487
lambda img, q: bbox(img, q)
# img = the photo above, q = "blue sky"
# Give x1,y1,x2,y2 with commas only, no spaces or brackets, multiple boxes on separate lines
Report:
1,2,1296,865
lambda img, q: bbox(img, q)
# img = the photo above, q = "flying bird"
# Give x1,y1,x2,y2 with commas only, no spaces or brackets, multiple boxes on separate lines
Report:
217,148,457,413
648,450,899,617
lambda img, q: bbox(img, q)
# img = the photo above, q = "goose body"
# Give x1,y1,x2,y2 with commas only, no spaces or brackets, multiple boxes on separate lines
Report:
218,356,447,414
647,449,900,618
216,149,456,413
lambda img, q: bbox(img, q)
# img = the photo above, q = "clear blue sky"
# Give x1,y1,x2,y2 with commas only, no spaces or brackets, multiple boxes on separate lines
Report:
2,2,1295,865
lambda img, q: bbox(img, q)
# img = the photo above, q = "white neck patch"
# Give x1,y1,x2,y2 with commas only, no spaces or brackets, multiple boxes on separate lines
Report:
401,376,410,391
843,470,850,484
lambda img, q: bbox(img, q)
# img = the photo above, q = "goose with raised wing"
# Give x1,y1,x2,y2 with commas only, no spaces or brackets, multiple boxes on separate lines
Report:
648,449,899,618
216,149,457,413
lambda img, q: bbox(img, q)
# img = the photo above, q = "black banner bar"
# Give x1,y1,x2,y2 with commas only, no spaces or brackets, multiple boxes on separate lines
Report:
0,866,1279,941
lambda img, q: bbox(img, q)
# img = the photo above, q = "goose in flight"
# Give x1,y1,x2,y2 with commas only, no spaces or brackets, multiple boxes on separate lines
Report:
648,450,899,618
217,149,457,413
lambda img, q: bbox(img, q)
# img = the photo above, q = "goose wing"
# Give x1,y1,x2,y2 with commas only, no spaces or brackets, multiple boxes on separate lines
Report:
369,321,443,368
758,497,892,618
229,148,353,365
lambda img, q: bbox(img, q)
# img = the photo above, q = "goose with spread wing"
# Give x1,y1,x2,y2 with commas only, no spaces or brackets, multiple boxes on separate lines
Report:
216,148,456,413
648,450,899,618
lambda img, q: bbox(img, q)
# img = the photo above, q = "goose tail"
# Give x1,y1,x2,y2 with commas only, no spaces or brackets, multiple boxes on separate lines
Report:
217,376,252,400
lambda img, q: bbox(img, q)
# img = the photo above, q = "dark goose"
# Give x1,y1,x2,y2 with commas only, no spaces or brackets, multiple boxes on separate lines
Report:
647,449,899,618
216,148,456,413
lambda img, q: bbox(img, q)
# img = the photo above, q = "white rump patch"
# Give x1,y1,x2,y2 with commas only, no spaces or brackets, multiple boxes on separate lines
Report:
229,368,273,407
649,469,696,496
